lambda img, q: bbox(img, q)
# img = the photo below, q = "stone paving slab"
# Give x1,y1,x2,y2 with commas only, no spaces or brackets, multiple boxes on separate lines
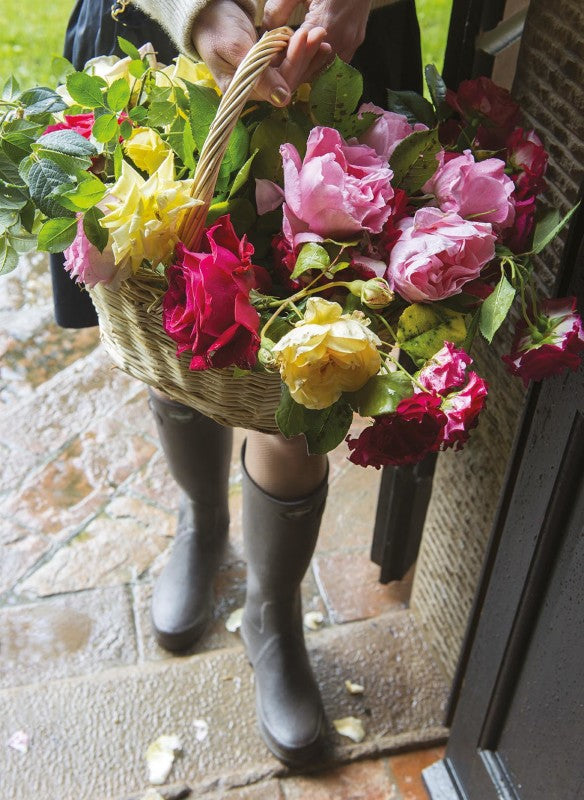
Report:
0,586,138,690
0,610,448,800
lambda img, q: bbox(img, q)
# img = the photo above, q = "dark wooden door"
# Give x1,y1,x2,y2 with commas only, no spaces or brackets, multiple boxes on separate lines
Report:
423,222,584,799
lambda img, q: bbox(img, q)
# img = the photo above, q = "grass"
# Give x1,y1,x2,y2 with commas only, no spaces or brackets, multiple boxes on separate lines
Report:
0,0,453,88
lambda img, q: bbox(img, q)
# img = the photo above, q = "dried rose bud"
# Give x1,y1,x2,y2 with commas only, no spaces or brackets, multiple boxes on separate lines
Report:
348,277,394,309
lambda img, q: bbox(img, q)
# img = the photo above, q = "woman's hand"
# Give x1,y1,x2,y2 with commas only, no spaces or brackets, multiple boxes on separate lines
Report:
263,0,371,85
192,0,329,105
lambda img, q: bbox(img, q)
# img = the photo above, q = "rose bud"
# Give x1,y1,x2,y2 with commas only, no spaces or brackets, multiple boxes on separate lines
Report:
348,278,395,309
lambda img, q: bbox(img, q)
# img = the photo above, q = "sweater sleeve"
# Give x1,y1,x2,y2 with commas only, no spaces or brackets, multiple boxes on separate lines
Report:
131,0,259,59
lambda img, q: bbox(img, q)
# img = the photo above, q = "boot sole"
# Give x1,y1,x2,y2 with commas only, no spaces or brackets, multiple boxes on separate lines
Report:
152,614,210,653
257,709,327,769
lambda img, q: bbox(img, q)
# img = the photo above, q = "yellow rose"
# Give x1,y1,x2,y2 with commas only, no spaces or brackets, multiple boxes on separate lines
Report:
100,152,200,272
123,127,170,174
158,55,221,95
272,297,382,410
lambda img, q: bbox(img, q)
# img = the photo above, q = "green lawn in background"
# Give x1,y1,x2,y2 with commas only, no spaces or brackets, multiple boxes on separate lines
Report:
1,0,452,88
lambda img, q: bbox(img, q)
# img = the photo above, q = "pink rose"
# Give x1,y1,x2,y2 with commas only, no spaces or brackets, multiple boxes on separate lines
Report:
163,215,271,371
63,216,122,288
387,207,496,302
357,103,428,160
417,342,472,394
281,126,394,247
424,150,516,231
346,392,446,468
441,371,488,449
502,296,584,386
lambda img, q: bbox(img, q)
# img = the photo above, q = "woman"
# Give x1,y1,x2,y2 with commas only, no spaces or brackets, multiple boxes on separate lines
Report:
52,0,422,766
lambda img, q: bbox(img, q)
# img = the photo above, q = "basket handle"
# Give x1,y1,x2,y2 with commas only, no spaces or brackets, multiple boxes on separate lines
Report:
179,26,293,251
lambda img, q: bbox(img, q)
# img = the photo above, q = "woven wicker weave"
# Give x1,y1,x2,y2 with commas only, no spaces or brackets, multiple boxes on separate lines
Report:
89,28,293,433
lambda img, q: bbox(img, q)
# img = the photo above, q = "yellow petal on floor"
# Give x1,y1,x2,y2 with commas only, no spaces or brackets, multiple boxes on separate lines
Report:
333,716,366,743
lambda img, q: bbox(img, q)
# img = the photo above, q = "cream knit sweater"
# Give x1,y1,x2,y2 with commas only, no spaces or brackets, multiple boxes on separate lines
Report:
131,0,399,59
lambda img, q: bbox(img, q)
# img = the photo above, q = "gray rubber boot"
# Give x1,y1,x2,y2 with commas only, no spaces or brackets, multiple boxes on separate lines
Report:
240,443,328,767
148,390,232,652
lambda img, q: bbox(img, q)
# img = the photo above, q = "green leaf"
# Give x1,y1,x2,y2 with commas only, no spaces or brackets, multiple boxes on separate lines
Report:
128,58,147,79
128,106,148,125
463,307,481,352
147,100,176,128
36,129,97,158
182,119,196,171
113,142,123,179
228,150,258,198
275,385,354,454
20,200,36,233
2,75,20,102
0,208,18,232
0,235,19,275
107,78,131,113
337,111,378,140
290,242,330,280
479,274,515,343
346,371,414,416
119,119,133,140
0,183,28,211
309,56,363,128
51,56,75,84
92,113,119,143
66,72,105,109
0,150,24,185
390,128,441,194
303,400,354,455
37,217,78,252
250,113,305,181
8,225,37,254
530,204,580,255
55,174,106,211
424,64,448,117
20,87,67,116
386,88,436,127
33,148,91,176
28,159,76,218
117,36,141,60
397,303,467,364
206,198,256,236
83,205,108,252
276,384,308,437
1,119,44,163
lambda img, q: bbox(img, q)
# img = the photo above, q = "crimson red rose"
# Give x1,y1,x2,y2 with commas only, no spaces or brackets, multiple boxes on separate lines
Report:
272,232,302,291
44,112,95,139
506,128,548,199
346,393,446,468
441,371,488,450
502,297,584,386
502,195,537,254
163,215,271,370
446,77,521,150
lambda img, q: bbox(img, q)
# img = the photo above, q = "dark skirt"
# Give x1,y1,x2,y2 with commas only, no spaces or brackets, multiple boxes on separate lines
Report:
51,0,422,328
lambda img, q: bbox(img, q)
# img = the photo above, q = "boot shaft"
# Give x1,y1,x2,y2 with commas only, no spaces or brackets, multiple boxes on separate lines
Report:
148,390,233,508
241,444,328,603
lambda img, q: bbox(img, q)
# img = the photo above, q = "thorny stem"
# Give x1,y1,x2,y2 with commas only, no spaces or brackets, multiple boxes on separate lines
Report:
378,347,427,392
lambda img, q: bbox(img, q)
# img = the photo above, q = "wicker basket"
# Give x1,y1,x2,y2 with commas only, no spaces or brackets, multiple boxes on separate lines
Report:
89,28,294,433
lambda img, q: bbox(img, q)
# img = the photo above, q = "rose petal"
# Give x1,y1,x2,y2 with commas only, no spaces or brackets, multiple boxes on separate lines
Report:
225,607,244,633
344,680,365,695
333,716,366,743
145,734,182,785
303,611,324,630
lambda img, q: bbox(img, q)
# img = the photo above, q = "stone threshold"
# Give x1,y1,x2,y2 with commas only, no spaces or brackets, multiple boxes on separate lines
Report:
0,609,448,800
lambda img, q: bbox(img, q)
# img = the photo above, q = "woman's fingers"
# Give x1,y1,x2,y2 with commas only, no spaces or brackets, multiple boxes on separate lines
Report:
262,0,304,29
192,0,291,105
278,26,329,90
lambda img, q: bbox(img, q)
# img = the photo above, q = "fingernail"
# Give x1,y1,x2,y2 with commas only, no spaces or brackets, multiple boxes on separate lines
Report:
270,86,290,106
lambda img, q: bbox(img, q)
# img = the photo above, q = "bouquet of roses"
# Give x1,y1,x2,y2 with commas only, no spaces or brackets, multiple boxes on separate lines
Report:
1,36,582,468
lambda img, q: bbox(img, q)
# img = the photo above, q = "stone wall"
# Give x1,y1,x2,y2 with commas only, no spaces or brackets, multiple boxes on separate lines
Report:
410,0,584,680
